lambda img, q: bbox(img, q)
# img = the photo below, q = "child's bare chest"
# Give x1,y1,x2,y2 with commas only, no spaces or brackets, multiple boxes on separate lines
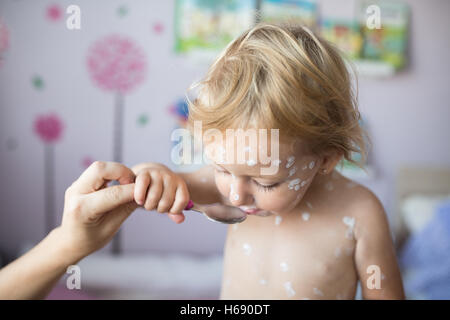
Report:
220,213,359,299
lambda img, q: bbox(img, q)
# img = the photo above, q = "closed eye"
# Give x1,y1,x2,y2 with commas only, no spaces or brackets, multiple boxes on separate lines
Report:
252,180,280,191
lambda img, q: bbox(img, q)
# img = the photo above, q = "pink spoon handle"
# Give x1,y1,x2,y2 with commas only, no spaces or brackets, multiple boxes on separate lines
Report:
185,199,194,210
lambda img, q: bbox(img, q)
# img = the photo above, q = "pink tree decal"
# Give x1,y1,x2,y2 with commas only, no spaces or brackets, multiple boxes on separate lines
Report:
86,34,147,254
33,113,64,234
0,18,9,67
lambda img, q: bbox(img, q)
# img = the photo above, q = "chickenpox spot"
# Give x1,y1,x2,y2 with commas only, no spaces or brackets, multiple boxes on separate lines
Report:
275,215,282,225
302,212,310,221
313,287,324,297
288,178,301,190
243,243,252,256
286,156,295,168
284,282,296,297
280,262,289,272
308,161,315,169
288,166,297,177
343,216,355,239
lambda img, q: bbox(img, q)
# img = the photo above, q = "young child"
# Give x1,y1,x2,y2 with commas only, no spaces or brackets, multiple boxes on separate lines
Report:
131,23,405,299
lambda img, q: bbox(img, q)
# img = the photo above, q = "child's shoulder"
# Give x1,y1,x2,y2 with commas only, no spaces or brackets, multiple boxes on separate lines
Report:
330,172,390,238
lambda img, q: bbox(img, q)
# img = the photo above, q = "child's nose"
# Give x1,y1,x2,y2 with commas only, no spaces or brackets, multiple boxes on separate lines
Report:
228,177,252,206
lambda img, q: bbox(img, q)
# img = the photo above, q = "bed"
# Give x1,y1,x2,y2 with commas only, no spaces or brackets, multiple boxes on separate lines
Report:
394,167,450,299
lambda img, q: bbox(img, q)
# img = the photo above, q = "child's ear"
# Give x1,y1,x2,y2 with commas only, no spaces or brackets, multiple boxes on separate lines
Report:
319,150,343,174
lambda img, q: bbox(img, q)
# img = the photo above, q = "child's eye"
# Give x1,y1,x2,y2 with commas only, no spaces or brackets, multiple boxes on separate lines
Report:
253,180,280,192
215,169,229,175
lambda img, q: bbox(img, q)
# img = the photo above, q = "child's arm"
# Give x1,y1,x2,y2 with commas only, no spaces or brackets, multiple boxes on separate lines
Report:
353,191,405,299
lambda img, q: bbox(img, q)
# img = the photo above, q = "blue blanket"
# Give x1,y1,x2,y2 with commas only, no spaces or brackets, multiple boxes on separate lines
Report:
399,199,450,299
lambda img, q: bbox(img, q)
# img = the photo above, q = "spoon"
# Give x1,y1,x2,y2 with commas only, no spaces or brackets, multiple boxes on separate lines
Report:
184,200,247,224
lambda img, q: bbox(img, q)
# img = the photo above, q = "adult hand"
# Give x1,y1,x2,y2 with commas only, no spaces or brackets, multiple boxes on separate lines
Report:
0,161,139,299
59,161,138,261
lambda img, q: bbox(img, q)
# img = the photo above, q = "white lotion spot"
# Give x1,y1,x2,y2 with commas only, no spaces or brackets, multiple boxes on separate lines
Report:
313,287,324,297
286,156,295,169
302,212,310,221
343,216,356,240
275,215,282,226
284,282,296,297
288,178,301,190
288,166,297,177
247,159,257,166
306,201,313,209
243,243,252,256
280,262,289,272
294,185,300,191
308,160,315,169
233,193,240,201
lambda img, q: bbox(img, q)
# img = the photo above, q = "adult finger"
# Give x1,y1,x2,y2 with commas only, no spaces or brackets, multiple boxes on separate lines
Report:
71,161,135,194
82,183,135,221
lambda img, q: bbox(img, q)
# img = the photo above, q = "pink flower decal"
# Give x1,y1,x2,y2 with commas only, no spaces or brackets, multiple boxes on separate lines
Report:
0,18,9,66
46,4,63,21
86,35,147,94
153,22,164,34
33,113,64,143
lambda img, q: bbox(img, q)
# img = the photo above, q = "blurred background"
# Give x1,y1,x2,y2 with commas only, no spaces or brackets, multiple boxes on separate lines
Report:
0,0,449,299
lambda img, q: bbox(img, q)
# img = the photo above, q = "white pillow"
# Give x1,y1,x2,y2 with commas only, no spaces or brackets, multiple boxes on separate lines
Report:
401,194,450,234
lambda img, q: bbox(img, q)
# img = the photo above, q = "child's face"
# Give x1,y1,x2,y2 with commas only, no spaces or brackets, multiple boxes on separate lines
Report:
205,136,322,217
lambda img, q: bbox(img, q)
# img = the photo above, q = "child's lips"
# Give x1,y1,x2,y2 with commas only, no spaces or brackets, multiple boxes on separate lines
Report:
238,206,261,214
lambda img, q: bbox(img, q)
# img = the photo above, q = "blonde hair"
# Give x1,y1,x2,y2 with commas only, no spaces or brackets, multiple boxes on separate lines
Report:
186,22,368,168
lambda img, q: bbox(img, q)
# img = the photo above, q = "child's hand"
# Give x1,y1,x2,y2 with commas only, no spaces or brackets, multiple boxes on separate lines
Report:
133,163,190,224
